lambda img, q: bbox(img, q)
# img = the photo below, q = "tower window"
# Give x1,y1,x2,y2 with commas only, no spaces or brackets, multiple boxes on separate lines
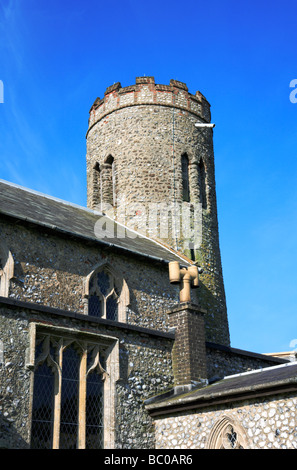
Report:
92,162,101,208
198,158,207,209
181,154,190,202
101,155,116,207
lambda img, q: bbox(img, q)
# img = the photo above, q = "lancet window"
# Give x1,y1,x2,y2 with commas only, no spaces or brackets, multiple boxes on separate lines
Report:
198,158,207,209
101,155,116,207
92,161,101,208
181,153,190,202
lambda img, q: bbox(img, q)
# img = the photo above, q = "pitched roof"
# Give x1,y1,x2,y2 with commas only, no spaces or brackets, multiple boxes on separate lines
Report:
145,362,297,415
0,179,191,266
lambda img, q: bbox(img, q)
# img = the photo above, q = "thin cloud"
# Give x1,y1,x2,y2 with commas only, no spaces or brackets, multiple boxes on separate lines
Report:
0,0,24,71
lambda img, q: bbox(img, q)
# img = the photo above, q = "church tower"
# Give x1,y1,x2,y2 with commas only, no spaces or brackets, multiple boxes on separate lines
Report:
86,77,230,346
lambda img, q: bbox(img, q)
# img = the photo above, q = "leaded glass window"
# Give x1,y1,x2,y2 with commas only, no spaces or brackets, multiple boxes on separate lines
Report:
86,369,104,449
59,346,80,449
31,361,55,449
31,334,106,449
88,269,119,321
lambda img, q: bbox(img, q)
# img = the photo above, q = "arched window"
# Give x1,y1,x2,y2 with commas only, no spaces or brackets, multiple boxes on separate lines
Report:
181,153,190,202
31,333,106,449
83,263,129,323
207,416,250,449
91,162,101,209
101,155,116,207
198,158,207,209
88,270,119,321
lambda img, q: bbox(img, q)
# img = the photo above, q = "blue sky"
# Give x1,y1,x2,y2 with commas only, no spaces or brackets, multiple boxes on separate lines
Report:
0,0,296,354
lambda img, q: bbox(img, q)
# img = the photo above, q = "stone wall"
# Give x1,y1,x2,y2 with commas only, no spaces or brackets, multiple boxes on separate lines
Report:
0,216,179,448
0,302,174,449
0,307,31,448
206,344,284,381
0,219,180,332
154,393,297,449
0,216,288,449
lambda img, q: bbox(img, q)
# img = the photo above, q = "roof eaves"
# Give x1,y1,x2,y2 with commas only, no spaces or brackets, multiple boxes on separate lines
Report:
0,209,186,266
0,179,191,266
145,363,297,415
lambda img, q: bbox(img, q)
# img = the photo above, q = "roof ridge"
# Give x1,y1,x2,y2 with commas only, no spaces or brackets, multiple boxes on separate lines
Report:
223,360,297,380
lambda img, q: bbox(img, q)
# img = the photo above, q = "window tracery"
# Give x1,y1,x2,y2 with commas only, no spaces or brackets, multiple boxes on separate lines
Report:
207,416,250,449
31,332,107,449
83,263,129,323
28,323,120,450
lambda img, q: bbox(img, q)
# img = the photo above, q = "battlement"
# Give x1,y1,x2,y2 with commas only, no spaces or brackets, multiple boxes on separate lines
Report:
87,77,211,132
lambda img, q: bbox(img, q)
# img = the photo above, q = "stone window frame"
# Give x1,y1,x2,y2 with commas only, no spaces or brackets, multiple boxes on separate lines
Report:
179,151,208,210
83,261,130,323
27,322,120,449
181,153,190,202
198,157,207,210
206,415,251,449
101,154,116,207
92,161,101,209
0,242,14,297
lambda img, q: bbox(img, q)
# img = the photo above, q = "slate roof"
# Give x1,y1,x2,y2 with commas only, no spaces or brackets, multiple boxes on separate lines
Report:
0,179,191,266
145,362,297,415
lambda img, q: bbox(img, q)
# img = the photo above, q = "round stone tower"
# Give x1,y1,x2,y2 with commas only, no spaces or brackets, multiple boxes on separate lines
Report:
86,76,230,346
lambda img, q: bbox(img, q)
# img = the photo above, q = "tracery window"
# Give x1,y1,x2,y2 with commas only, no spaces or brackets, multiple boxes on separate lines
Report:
220,424,244,449
88,269,119,320
207,416,250,449
31,333,106,449
84,263,129,323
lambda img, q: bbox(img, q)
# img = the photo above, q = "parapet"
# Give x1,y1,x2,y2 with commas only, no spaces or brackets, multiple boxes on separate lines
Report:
87,77,211,132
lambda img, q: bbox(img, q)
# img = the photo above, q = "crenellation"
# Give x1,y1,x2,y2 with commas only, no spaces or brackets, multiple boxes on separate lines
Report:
87,77,211,130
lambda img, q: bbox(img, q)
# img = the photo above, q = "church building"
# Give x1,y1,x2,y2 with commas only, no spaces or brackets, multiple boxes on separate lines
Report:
0,77,296,449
